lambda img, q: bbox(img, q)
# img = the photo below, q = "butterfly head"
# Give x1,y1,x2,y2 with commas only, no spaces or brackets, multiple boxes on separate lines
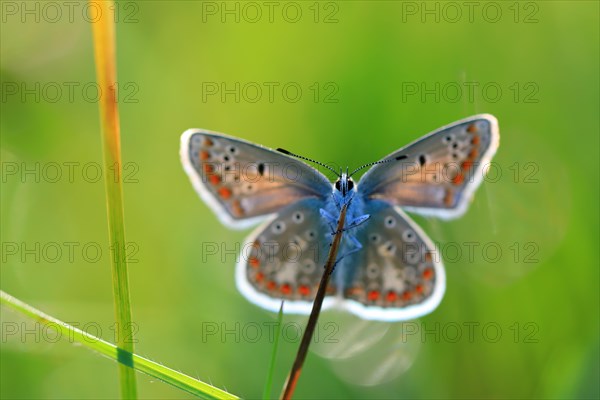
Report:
334,168,355,198
276,147,403,200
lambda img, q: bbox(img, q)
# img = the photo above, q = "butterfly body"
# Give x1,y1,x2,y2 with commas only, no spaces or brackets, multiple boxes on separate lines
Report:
181,114,499,321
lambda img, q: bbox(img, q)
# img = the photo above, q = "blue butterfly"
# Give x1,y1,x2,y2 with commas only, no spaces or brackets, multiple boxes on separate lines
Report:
181,114,499,321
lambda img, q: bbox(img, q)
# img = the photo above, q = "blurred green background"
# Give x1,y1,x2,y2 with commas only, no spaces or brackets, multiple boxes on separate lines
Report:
1,1,598,399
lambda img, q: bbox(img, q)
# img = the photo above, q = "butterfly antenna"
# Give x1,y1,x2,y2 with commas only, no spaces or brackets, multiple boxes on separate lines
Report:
348,154,409,178
277,148,340,177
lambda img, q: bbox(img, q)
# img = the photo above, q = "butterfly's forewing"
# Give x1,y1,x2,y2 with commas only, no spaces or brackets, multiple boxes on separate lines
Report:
341,201,445,321
236,198,337,313
181,129,332,229
358,114,499,219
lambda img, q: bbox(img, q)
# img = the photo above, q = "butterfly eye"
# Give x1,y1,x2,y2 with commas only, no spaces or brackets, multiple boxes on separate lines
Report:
334,180,341,191
347,179,354,191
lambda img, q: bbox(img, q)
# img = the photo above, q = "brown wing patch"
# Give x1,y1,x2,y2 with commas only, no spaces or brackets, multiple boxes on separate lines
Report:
358,115,498,216
184,131,332,223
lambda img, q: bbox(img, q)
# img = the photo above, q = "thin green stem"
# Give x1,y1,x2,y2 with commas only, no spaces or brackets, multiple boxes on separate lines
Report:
1,291,239,400
263,302,284,400
89,1,136,397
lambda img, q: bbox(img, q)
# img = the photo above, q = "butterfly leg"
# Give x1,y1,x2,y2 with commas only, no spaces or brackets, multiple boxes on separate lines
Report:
332,214,370,235
319,208,339,228
333,234,364,268
320,206,366,271
331,190,355,212
331,192,341,210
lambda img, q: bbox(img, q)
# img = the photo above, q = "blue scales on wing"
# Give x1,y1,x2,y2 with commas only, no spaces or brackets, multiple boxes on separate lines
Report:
235,198,338,314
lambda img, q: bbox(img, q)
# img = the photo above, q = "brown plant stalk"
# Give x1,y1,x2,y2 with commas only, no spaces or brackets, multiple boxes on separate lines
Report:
280,202,349,400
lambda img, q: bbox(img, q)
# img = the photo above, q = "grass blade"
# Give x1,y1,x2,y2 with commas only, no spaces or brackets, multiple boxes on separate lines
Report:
1,291,239,400
263,302,284,400
89,1,136,397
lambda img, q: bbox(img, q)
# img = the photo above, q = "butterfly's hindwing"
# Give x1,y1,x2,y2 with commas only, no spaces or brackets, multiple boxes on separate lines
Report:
181,130,332,228
341,201,445,321
358,114,499,219
235,198,337,314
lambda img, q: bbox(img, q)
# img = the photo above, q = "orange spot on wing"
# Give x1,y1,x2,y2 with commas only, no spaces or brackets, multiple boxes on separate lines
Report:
425,252,433,262
471,135,480,145
468,149,478,160
204,138,214,147
423,268,434,280
415,284,424,294
467,124,477,133
203,164,214,173
298,285,310,296
252,240,260,249
402,291,412,301
255,272,264,282
281,283,291,295
386,291,397,302
452,173,464,185
461,160,473,170
367,290,380,301
218,187,232,199
249,256,260,268
209,174,221,185
267,281,277,291
199,150,210,160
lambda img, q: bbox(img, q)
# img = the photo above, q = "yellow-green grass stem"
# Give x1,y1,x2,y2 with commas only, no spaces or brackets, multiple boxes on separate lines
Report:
89,1,136,397
1,291,239,400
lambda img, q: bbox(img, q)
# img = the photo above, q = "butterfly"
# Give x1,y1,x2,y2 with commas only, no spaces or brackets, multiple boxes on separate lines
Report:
180,114,499,321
